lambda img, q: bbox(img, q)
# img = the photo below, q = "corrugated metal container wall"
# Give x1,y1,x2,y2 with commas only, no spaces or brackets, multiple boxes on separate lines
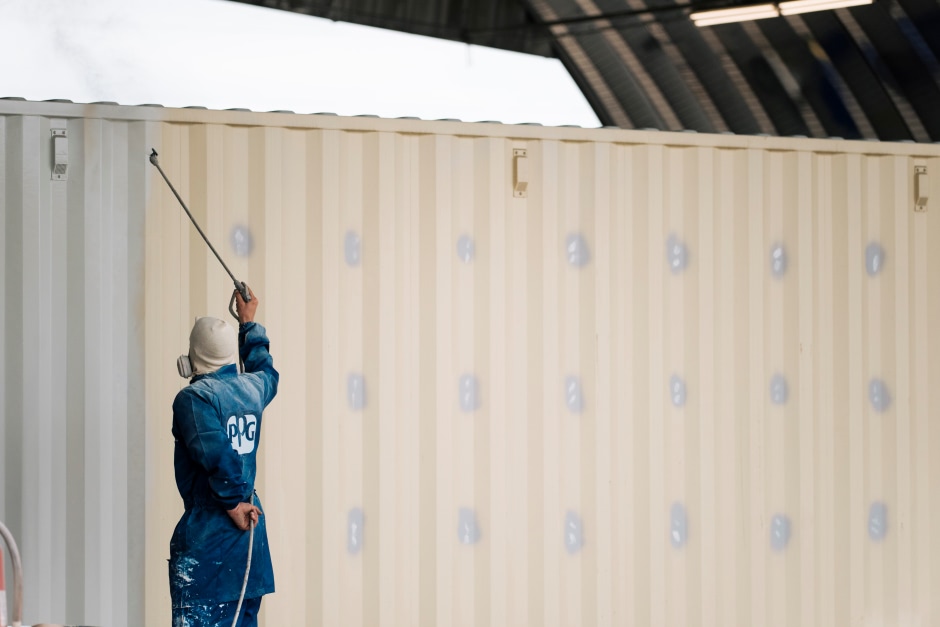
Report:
2,101,940,627
1,110,151,625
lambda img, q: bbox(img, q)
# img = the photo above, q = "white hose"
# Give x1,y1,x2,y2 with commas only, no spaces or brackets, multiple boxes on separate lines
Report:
231,494,255,627
231,319,253,626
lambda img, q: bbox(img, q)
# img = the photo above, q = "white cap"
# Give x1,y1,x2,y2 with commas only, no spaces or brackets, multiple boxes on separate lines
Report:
189,317,237,375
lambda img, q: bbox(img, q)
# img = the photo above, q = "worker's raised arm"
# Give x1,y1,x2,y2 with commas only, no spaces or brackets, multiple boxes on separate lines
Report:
234,287,279,407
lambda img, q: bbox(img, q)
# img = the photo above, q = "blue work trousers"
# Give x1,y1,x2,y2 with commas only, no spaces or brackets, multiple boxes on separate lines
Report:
172,596,262,627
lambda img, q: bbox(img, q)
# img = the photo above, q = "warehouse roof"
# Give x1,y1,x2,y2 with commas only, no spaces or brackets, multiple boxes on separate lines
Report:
227,0,940,142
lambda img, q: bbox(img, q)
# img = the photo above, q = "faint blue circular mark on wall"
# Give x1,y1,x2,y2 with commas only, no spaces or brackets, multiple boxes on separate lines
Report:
564,510,585,554
865,242,885,277
458,507,481,545
565,376,584,413
347,373,366,411
770,374,789,405
670,502,688,548
670,374,686,407
770,244,787,279
231,225,253,258
457,234,475,263
459,374,480,412
770,514,791,551
666,234,689,274
345,231,361,267
869,378,891,412
565,233,591,267
347,507,364,555
868,501,888,541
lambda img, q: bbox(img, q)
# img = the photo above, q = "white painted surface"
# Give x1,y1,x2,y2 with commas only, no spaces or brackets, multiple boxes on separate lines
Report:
0,111,147,626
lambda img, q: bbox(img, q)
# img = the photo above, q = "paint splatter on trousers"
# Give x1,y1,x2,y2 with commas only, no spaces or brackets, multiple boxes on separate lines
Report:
173,596,262,627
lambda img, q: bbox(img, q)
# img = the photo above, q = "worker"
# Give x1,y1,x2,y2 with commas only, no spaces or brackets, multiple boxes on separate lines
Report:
168,286,278,627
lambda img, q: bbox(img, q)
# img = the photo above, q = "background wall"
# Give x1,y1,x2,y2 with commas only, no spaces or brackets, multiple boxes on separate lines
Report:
3,101,940,626
1,111,150,626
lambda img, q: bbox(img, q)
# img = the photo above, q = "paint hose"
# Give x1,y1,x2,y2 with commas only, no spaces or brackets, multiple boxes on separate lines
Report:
231,493,255,627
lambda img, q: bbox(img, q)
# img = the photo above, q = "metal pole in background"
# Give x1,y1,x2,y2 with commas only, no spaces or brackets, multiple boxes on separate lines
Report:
0,521,23,627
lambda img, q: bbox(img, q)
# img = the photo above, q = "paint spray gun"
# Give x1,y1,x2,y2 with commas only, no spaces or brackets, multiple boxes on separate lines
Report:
148,149,250,378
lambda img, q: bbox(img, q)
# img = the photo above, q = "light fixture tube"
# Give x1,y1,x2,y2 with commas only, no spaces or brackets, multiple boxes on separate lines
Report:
778,0,872,14
691,3,779,25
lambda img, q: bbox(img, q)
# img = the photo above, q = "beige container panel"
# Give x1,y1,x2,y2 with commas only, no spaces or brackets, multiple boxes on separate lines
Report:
140,124,940,627
142,123,940,627
4,103,940,627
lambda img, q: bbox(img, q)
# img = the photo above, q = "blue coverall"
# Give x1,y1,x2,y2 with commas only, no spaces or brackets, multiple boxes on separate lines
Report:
169,321,279,626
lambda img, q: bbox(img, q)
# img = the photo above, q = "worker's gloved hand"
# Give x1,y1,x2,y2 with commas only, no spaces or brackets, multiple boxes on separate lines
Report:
234,285,259,325
227,501,263,531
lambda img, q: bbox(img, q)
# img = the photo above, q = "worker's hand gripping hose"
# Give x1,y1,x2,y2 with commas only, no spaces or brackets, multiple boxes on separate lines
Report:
231,493,256,627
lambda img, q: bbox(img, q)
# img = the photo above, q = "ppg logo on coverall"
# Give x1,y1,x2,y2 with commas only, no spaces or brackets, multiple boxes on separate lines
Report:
227,414,258,455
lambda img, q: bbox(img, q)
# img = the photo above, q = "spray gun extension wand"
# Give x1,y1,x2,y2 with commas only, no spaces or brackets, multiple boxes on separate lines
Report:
150,149,256,627
149,149,250,320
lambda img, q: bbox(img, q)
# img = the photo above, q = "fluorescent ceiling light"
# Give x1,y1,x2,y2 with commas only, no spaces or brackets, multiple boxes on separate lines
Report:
690,3,779,25
778,0,872,14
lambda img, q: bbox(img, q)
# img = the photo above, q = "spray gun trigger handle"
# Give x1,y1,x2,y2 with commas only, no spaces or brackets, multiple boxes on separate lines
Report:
237,281,251,303
229,282,251,322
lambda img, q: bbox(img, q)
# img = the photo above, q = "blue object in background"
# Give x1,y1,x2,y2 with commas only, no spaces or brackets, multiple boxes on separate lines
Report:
666,234,689,274
459,374,480,412
565,376,584,413
457,234,475,263
345,230,361,267
348,373,366,411
348,508,365,555
770,244,787,279
869,378,891,413
670,502,688,549
565,233,590,267
770,514,791,551
869,502,888,541
670,374,686,408
866,242,885,277
231,225,253,258
770,374,789,405
564,511,585,554
458,508,481,545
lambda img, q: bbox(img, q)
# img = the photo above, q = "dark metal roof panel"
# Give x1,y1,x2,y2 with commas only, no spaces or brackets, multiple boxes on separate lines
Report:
228,0,940,142
757,19,862,138
898,0,940,62
648,18,765,134
851,3,940,139
712,24,813,136
799,11,913,141
231,0,556,56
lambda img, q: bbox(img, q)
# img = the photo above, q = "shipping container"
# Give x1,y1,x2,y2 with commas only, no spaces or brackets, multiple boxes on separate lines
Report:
2,99,939,626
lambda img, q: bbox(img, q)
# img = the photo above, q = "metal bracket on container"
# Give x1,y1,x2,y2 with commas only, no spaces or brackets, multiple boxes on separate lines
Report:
914,165,928,212
52,127,68,181
513,148,528,198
